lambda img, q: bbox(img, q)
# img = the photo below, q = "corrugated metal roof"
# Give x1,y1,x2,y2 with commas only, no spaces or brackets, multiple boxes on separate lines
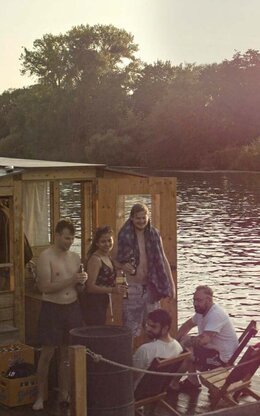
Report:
0,157,105,169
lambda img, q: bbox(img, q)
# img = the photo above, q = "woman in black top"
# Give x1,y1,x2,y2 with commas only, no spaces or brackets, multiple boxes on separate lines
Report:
79,226,124,325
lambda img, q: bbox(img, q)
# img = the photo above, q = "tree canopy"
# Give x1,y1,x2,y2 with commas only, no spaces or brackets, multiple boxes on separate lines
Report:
0,24,259,170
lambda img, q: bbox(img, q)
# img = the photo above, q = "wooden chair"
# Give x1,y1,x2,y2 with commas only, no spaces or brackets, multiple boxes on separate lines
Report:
134,350,191,416
227,320,257,365
200,344,260,409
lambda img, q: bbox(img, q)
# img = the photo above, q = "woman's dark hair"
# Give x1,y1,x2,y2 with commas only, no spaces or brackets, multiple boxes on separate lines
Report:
87,226,113,259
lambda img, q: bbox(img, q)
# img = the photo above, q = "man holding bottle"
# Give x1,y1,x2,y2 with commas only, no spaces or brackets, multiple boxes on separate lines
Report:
32,219,87,411
116,203,175,337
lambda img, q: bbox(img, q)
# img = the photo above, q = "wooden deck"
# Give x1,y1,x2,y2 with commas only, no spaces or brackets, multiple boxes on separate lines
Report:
0,374,259,416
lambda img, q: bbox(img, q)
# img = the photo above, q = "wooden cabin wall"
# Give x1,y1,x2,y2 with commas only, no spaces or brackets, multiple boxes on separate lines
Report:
0,167,100,342
95,176,178,338
81,181,94,260
1,166,176,344
0,177,15,330
21,167,97,181
22,170,99,344
0,293,14,326
50,181,60,243
0,198,15,328
13,178,25,340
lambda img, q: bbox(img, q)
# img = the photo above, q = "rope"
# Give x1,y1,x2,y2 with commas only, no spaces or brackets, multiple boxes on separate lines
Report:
85,348,260,377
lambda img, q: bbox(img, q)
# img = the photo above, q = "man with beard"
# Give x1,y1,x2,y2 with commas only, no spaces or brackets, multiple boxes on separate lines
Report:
176,285,238,389
133,309,183,390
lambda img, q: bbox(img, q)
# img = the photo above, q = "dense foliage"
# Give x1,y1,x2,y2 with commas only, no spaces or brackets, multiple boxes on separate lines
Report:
0,24,259,170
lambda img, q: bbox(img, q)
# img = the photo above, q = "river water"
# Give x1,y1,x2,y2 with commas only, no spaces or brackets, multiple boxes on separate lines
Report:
151,171,260,341
61,171,260,341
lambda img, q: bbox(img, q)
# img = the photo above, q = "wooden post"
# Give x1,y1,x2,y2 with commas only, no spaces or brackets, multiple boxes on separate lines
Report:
69,345,87,416
81,181,93,260
13,178,25,340
50,181,60,242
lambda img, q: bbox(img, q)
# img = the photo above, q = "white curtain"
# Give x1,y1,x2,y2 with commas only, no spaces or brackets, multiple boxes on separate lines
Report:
23,182,49,246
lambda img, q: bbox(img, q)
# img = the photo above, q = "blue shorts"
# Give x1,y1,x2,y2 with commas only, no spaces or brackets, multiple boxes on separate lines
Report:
38,300,84,346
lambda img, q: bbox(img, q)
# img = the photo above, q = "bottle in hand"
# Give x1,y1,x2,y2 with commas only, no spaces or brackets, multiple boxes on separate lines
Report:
116,272,129,299
122,274,129,299
76,263,86,294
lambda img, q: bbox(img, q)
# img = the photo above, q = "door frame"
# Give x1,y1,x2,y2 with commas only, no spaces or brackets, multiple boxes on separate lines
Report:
95,176,177,335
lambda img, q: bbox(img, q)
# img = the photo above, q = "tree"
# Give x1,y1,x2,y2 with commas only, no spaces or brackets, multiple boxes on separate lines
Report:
132,60,178,116
20,24,139,90
17,24,141,160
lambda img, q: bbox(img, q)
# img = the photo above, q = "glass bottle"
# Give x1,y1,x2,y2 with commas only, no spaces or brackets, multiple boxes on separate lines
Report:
116,271,129,299
122,273,129,299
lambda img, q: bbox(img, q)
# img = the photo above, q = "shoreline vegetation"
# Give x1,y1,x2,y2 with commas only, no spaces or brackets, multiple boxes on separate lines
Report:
112,167,260,174
0,24,259,171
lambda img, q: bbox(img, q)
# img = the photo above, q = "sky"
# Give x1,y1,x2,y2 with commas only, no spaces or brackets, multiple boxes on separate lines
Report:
1,0,260,93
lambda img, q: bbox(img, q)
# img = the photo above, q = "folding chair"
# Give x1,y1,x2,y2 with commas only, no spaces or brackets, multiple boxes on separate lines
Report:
200,345,260,409
134,350,191,416
227,320,257,365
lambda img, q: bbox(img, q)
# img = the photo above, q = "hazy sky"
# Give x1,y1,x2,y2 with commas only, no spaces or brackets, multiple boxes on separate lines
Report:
1,0,259,93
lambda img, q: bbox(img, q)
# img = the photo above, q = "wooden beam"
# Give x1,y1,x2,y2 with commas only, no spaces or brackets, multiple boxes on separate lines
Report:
69,345,87,416
81,182,93,260
0,176,14,186
21,167,97,181
159,178,177,336
0,186,13,196
13,178,25,340
50,181,60,243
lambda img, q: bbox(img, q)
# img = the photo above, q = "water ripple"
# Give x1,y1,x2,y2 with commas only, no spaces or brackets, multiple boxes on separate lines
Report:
175,171,260,342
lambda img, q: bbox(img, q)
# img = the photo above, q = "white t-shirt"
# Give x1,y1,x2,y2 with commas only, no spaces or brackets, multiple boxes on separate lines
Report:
192,303,239,362
133,338,183,389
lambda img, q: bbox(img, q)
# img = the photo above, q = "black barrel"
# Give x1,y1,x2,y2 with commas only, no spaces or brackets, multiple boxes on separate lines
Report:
70,325,134,416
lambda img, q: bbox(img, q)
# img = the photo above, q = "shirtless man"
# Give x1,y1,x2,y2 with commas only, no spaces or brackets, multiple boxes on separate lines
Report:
32,219,87,411
116,203,175,337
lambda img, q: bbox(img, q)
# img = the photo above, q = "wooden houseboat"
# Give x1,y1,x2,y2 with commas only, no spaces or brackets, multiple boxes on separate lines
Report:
0,157,177,345
1,157,259,416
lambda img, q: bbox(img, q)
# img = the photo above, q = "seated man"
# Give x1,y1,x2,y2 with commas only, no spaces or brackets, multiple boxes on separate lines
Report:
176,285,239,388
133,308,183,390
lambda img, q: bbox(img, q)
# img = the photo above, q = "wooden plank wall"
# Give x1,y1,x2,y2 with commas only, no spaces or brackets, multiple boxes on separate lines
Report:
81,181,93,261
96,176,177,336
13,179,25,341
50,181,60,243
0,183,14,328
0,292,14,326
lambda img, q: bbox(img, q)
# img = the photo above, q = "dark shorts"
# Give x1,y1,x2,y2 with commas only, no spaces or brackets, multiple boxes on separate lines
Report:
194,346,225,370
79,292,109,325
38,300,84,346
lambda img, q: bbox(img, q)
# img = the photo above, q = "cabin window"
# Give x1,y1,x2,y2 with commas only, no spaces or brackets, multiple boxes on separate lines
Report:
60,182,82,255
116,194,159,230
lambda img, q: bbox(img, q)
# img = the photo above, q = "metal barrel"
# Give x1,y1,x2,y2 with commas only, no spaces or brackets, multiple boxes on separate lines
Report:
70,325,134,416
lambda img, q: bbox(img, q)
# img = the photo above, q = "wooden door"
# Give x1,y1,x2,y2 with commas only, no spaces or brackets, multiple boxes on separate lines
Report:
95,176,177,339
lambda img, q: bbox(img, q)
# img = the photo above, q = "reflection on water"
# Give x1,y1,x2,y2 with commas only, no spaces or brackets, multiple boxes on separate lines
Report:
61,172,260,341
156,171,260,340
